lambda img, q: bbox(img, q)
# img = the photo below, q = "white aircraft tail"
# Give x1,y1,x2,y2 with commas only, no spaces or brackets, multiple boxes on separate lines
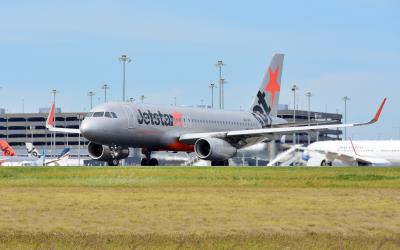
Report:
26,143,41,158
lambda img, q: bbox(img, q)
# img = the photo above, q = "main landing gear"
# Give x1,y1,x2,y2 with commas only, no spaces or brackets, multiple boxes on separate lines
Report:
141,149,159,166
320,160,332,166
211,160,229,166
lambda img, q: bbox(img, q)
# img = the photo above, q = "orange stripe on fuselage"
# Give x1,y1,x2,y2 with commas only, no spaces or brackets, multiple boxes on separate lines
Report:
162,141,194,152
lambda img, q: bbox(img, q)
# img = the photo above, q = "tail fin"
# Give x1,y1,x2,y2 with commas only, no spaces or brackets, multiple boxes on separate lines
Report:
0,140,16,156
250,54,284,126
58,148,70,160
26,142,41,158
46,103,55,128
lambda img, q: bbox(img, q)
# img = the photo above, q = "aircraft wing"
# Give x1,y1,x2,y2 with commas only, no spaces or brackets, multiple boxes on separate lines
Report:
179,98,386,146
46,103,81,134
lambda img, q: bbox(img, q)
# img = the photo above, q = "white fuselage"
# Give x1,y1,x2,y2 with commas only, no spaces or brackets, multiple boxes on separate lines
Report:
305,140,400,166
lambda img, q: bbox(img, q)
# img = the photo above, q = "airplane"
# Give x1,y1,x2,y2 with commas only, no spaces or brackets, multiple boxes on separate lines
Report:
302,139,400,166
46,53,387,166
0,140,70,166
42,147,71,166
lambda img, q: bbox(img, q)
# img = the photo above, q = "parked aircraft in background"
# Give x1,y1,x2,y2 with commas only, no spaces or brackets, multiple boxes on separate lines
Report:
0,140,70,166
46,54,386,166
303,140,400,166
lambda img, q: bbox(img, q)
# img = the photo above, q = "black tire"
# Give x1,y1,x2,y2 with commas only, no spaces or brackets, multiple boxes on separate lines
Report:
148,158,159,166
108,159,119,166
141,158,149,166
321,160,327,166
211,160,228,166
211,161,219,166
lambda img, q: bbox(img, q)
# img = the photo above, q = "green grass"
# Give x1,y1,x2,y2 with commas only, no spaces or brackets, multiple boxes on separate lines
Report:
0,166,399,249
1,166,400,188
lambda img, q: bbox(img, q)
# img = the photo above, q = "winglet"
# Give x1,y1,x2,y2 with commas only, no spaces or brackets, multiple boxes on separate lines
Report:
46,103,55,128
371,97,387,123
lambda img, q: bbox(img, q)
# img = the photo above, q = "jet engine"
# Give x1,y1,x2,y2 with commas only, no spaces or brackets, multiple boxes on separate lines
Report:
194,138,237,161
88,142,129,161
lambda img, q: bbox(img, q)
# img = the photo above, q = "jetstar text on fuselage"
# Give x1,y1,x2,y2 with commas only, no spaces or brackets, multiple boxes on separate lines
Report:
137,109,183,127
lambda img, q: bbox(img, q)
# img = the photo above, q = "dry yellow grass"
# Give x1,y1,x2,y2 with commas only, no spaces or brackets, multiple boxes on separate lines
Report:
0,167,399,249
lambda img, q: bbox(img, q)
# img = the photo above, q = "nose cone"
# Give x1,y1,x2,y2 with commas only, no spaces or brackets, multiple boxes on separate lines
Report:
80,119,96,141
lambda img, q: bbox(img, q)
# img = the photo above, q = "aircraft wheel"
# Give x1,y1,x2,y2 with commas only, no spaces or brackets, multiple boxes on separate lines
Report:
108,159,119,166
211,160,228,166
321,160,327,166
211,161,219,166
141,158,149,166
148,158,159,166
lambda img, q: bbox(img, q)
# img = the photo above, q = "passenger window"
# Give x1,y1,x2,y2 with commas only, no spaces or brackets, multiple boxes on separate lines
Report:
93,112,104,117
111,112,118,118
104,112,112,118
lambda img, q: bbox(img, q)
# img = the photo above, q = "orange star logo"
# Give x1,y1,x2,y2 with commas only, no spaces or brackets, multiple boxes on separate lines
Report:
172,111,183,127
265,66,280,105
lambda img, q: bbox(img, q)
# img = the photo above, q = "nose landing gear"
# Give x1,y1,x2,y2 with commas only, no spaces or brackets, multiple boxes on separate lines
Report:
108,158,120,166
141,149,159,166
108,145,121,166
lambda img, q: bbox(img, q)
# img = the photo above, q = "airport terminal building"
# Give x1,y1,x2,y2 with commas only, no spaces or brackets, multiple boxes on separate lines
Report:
0,106,342,165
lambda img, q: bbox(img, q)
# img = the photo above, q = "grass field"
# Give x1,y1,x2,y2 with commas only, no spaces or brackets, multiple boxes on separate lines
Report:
0,167,399,249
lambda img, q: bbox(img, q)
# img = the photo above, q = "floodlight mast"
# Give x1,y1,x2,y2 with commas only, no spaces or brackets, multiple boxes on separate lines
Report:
342,96,351,140
101,84,110,103
291,85,299,145
209,82,217,108
140,95,146,104
215,60,225,109
305,92,312,145
119,55,132,102
88,91,95,109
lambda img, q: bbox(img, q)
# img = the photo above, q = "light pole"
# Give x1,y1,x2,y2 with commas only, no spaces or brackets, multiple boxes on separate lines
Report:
209,82,217,108
77,114,84,166
291,85,299,144
119,55,132,102
88,91,95,109
305,92,312,145
101,84,110,103
30,125,34,142
129,97,135,102
343,96,350,140
215,60,225,109
51,89,59,157
140,95,146,104
221,79,228,109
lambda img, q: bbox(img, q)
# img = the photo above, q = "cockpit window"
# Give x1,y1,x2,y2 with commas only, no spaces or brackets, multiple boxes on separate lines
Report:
104,112,112,118
111,112,118,118
85,112,93,118
93,112,104,117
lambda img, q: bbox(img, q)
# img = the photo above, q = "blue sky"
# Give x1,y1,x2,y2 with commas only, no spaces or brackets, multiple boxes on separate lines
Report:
0,0,399,139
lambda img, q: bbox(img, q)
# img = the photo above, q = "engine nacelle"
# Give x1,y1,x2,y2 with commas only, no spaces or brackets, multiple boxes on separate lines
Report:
88,142,129,161
194,138,237,161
